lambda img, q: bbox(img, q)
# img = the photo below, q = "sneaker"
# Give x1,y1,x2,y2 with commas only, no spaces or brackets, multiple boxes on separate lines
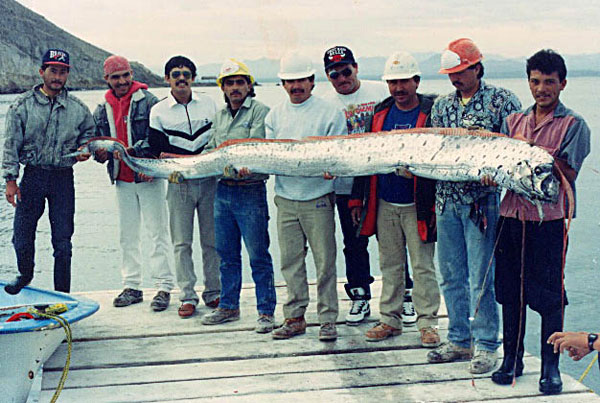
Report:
113,288,143,307
150,291,170,312
205,297,220,309
255,314,275,334
346,299,370,325
201,308,240,325
272,317,307,340
345,287,371,325
402,291,417,326
365,323,402,342
427,342,473,363
319,323,338,341
469,348,498,374
420,327,441,348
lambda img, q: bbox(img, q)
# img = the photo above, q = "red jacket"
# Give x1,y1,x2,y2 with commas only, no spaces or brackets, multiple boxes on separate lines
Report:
348,94,437,243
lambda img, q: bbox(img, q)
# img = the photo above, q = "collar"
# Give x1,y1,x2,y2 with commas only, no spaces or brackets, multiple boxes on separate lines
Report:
224,96,252,114
167,90,197,108
33,84,67,106
522,101,567,118
453,80,486,103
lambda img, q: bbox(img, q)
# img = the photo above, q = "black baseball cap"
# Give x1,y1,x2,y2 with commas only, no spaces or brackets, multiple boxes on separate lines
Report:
323,46,356,71
42,49,70,67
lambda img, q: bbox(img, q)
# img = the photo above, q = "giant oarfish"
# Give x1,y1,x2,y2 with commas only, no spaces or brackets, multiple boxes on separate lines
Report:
65,129,560,203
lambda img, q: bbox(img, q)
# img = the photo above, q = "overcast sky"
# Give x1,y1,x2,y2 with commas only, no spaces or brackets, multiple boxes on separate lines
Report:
18,0,600,72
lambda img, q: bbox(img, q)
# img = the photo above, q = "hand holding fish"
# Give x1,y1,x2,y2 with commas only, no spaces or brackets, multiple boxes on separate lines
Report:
75,145,91,162
94,148,108,163
395,167,413,179
323,172,336,180
480,175,497,186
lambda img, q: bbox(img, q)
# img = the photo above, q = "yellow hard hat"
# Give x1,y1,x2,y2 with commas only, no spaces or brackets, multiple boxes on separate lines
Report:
216,58,255,86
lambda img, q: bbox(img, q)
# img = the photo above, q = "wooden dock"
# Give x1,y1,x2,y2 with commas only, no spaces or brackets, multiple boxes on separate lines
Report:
41,280,598,402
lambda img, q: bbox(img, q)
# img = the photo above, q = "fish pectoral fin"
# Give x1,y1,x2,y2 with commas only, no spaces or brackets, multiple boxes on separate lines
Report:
168,171,184,184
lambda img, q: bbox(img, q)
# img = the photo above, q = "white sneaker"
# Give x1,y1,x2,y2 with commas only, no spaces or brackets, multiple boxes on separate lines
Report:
402,291,417,326
346,299,370,325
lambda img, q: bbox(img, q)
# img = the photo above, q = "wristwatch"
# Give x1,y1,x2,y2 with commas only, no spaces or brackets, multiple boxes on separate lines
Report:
588,333,598,351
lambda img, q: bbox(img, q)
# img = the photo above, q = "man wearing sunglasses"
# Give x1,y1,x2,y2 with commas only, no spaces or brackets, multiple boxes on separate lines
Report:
200,59,276,334
91,55,175,312
426,38,521,375
322,46,388,326
148,56,221,318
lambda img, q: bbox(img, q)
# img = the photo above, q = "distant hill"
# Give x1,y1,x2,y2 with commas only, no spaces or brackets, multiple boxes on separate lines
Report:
196,53,600,83
0,0,163,94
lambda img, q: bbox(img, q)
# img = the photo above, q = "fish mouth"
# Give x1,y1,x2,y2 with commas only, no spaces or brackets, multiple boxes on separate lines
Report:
531,163,559,203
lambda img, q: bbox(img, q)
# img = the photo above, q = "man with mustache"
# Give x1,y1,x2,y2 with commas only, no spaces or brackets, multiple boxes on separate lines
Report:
426,38,521,374
266,51,346,341
200,59,276,333
92,55,175,312
3,49,94,294
148,56,221,318
492,49,590,394
349,52,440,347
321,45,390,326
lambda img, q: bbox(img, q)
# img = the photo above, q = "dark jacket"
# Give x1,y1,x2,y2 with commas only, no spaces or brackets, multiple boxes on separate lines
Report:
93,87,159,183
349,93,437,243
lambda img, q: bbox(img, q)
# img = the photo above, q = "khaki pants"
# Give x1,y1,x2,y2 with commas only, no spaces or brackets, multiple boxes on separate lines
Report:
167,178,220,305
376,200,440,329
274,194,338,324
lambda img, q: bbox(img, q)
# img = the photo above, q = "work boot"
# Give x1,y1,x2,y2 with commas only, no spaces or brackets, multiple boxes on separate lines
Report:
402,289,417,326
365,323,402,342
4,275,32,295
150,291,170,312
255,314,275,334
113,288,143,307
272,316,307,340
539,309,563,395
427,341,473,363
469,348,498,374
345,287,370,325
420,327,441,348
492,304,526,385
201,308,240,325
319,323,338,341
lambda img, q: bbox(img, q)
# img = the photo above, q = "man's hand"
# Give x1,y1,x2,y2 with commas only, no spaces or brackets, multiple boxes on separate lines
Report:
480,175,498,186
113,147,135,161
138,173,154,182
237,167,252,178
94,148,108,163
350,206,362,226
395,167,413,179
548,331,593,361
323,172,336,180
5,180,20,207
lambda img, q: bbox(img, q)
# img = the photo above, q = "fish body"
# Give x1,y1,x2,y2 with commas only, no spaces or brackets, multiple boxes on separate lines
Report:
65,129,559,203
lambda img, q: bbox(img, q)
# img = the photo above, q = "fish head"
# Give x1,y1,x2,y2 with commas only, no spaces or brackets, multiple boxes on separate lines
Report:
513,161,559,203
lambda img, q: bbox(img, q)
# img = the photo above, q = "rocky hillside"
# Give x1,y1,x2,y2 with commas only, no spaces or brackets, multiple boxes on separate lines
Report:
0,0,164,94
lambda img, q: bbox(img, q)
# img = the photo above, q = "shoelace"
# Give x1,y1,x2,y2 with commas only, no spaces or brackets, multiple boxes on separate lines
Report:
402,301,416,316
349,300,368,315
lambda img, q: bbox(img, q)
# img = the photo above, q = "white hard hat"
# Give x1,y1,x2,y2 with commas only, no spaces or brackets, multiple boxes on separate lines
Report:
382,51,421,81
277,51,316,80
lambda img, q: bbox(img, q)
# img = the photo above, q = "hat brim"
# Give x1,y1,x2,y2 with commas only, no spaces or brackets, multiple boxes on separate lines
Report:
324,61,355,71
277,70,316,80
382,71,421,81
44,61,70,68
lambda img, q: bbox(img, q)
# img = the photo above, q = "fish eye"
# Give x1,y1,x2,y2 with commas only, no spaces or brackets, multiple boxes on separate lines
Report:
534,167,542,175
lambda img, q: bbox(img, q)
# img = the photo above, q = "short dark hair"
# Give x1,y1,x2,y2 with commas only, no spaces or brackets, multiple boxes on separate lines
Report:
526,49,567,82
164,56,197,79
468,62,484,79
40,64,69,72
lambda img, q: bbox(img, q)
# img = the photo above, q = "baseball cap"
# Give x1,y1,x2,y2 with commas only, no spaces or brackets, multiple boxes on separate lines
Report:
323,46,356,71
42,49,70,68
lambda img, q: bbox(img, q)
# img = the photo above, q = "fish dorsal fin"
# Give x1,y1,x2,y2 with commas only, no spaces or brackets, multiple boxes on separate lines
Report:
217,138,296,149
88,136,128,145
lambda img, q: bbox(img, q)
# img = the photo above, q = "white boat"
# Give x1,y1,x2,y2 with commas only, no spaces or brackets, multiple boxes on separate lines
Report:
0,281,99,403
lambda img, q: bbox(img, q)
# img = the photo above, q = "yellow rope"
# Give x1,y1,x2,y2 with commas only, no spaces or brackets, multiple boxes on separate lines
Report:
578,353,599,384
28,305,72,403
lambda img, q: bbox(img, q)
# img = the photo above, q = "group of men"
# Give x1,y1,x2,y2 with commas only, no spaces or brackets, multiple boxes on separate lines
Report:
2,37,590,395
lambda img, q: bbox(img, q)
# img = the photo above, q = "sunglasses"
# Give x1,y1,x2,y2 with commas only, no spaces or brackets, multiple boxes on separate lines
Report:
170,71,192,79
328,68,352,80
224,78,247,86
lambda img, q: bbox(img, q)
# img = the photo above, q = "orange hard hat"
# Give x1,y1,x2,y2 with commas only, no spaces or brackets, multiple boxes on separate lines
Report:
438,38,483,74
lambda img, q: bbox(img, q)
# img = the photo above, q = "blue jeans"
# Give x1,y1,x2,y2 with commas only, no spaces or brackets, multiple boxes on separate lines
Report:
12,165,75,292
436,193,500,351
214,182,276,315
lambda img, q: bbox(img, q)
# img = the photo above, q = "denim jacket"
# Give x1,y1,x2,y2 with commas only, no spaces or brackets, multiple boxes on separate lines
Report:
93,88,159,183
2,85,95,181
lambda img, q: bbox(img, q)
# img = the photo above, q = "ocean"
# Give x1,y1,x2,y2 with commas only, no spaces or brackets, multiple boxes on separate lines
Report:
0,77,599,392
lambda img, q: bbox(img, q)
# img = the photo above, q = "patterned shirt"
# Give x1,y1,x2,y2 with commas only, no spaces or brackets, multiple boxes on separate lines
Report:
431,80,521,211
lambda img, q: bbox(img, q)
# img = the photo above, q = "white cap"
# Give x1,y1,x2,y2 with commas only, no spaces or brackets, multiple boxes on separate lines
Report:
277,51,316,80
382,51,421,81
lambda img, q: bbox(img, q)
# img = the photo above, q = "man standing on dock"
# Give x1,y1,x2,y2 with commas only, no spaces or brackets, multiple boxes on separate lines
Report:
321,45,389,326
492,49,590,395
266,51,346,341
92,55,175,312
348,52,440,347
2,49,94,294
200,59,277,333
426,38,521,374
148,56,221,318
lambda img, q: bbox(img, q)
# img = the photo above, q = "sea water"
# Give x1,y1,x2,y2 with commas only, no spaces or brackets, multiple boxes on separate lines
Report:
0,78,599,391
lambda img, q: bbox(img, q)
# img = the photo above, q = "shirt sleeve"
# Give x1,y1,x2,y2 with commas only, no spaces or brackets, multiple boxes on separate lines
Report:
265,109,275,139
1,102,24,181
558,117,591,173
430,98,443,128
